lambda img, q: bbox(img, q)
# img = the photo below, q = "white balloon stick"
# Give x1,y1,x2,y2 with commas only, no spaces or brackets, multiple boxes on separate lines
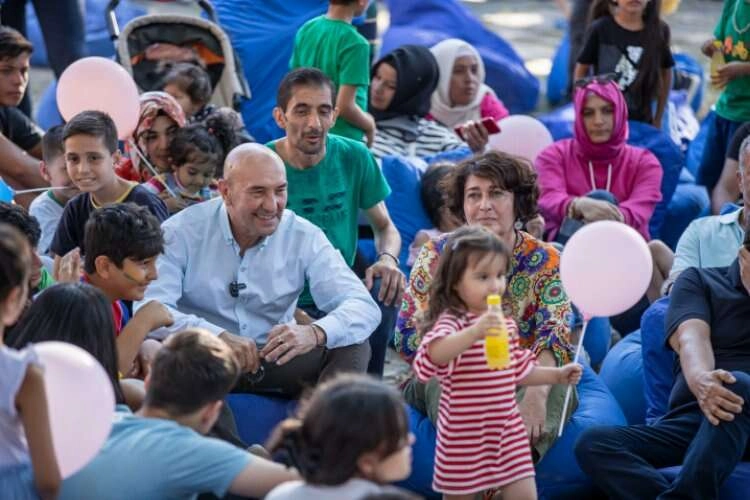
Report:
558,316,588,437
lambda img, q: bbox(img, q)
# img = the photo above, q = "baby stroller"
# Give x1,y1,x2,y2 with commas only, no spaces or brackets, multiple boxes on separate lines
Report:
105,0,250,110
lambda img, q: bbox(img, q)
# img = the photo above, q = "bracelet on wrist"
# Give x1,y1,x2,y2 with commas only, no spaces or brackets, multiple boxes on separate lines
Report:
378,252,400,266
311,324,327,347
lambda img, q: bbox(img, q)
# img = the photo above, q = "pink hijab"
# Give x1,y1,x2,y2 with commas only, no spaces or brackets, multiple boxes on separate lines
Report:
572,80,629,162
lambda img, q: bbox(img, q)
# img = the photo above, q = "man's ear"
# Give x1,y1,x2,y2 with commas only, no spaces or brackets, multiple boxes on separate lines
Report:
39,161,51,181
272,106,287,129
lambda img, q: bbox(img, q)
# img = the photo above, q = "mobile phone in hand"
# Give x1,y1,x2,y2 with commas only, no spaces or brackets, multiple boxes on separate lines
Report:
455,118,501,140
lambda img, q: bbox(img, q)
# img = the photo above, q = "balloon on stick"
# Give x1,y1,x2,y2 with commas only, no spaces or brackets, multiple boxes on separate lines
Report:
556,221,652,436
487,115,554,163
57,57,140,140
36,341,115,478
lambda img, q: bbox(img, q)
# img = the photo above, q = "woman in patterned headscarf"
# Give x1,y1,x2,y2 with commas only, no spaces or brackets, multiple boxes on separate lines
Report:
395,150,575,463
117,91,186,183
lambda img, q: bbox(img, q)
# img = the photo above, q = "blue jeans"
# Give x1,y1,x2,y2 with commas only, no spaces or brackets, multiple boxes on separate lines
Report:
301,277,397,378
696,113,743,191
575,372,750,499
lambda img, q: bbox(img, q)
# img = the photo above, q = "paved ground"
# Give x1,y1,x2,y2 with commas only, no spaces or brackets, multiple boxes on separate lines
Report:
24,0,726,384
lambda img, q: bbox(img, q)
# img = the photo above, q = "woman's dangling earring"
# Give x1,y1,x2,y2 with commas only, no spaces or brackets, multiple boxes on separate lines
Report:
514,220,524,231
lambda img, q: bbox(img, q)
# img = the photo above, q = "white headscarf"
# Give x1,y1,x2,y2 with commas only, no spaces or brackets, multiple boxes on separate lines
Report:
429,38,496,128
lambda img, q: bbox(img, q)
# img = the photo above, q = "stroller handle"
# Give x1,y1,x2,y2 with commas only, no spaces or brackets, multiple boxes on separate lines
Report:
105,0,219,44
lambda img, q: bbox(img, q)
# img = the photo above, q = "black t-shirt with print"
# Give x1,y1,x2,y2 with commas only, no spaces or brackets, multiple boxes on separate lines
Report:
578,16,675,121
0,106,43,151
49,185,168,256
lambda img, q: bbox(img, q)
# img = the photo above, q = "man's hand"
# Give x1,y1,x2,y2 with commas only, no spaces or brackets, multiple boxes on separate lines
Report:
159,191,189,214
54,247,81,283
518,387,547,445
365,257,405,306
702,38,718,57
133,301,174,332
524,214,546,240
220,331,261,373
135,339,162,379
260,324,318,365
691,369,744,425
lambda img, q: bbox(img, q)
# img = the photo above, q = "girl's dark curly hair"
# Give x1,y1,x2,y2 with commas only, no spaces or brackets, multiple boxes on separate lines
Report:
440,151,540,224
266,374,409,485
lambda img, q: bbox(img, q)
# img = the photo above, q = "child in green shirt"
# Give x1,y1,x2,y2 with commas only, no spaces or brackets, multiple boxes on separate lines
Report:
290,0,375,145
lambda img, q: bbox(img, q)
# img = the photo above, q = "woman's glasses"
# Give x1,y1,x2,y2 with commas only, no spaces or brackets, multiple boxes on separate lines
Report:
573,72,619,88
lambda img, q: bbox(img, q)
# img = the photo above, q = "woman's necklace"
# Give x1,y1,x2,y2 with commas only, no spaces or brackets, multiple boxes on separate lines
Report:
733,0,750,35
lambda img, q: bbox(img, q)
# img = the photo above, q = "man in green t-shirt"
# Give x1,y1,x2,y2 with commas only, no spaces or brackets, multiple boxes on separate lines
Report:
268,68,403,377
290,0,375,146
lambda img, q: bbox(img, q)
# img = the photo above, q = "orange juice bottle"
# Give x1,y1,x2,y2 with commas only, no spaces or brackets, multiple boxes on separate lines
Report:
710,41,726,90
485,294,510,369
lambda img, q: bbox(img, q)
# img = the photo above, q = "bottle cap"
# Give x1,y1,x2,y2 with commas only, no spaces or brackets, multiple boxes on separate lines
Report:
486,294,501,306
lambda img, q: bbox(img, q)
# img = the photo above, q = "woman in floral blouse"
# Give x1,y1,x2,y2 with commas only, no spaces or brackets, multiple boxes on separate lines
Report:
396,151,575,461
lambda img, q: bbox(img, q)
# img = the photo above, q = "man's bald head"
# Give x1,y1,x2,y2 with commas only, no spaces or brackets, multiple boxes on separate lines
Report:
218,143,288,248
223,143,285,183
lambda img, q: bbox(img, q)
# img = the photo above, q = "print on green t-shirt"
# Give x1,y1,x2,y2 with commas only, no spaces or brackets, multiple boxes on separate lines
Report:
290,15,370,141
267,135,391,306
714,0,750,122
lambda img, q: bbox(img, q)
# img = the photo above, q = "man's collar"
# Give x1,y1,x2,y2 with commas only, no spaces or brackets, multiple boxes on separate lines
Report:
718,207,743,225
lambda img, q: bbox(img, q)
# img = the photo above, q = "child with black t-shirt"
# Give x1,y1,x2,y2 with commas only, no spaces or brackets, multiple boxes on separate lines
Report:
49,111,168,263
575,0,674,128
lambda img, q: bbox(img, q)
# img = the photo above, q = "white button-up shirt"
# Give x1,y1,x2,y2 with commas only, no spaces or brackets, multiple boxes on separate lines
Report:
136,198,380,348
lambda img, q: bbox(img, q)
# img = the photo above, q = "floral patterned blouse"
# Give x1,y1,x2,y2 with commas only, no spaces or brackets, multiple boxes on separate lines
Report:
395,230,574,365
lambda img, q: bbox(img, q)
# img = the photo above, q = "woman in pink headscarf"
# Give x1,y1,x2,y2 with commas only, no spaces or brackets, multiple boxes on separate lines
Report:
535,77,662,243
116,91,187,183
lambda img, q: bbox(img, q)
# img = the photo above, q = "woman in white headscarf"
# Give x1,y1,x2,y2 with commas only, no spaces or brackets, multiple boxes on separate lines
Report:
429,38,510,152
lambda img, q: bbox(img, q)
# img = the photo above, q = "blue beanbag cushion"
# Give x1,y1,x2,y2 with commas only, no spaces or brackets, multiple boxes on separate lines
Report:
380,156,434,276
547,33,571,108
382,0,539,113
685,110,715,178
536,363,627,499
226,394,297,446
660,183,710,250
640,297,674,425
396,405,440,499
599,330,647,425
583,316,612,367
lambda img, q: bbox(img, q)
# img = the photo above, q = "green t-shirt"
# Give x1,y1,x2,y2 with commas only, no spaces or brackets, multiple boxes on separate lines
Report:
290,15,370,141
714,0,750,122
267,135,391,305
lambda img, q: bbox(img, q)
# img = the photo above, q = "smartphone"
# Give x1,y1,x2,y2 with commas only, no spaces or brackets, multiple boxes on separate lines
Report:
455,117,501,141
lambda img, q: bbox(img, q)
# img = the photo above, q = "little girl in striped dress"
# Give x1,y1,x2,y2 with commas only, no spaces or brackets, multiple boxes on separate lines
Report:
413,226,582,500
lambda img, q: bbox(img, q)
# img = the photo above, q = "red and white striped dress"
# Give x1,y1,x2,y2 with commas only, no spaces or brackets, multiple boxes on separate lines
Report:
413,310,537,495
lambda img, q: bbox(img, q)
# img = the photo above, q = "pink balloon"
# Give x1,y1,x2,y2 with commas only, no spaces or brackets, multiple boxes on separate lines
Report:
57,57,140,140
35,341,115,478
487,115,554,163
560,221,652,317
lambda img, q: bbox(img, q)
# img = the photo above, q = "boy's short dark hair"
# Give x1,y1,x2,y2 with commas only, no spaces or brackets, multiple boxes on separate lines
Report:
42,125,65,164
277,67,335,111
83,203,164,274
145,329,241,415
0,202,41,248
0,26,33,61
62,110,119,154
162,62,212,106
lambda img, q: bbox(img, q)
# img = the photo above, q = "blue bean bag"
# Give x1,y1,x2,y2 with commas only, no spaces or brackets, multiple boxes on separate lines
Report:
659,183,710,250
26,0,146,68
547,33,571,108
640,297,675,425
400,365,627,499
686,110,715,178
381,0,539,114
673,53,705,114
227,394,297,446
599,330,647,425
582,316,611,367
